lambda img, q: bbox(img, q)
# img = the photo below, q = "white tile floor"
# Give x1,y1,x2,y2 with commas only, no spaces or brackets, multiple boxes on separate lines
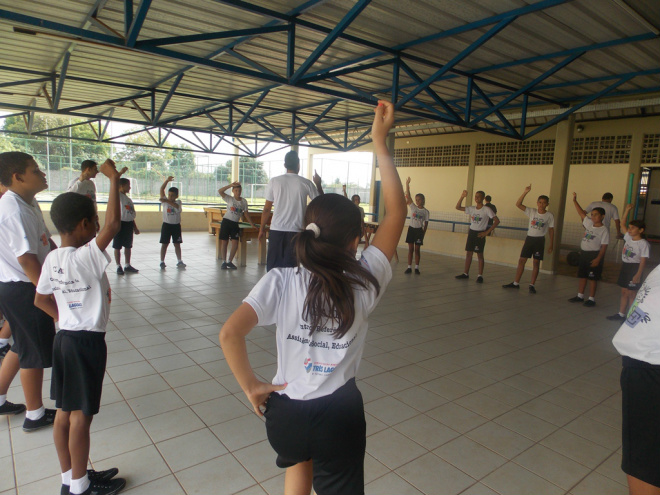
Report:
0,232,629,495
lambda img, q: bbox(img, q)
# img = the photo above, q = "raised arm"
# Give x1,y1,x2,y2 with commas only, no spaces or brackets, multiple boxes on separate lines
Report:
96,159,121,251
218,181,239,198
621,204,633,235
516,184,531,212
313,170,324,195
456,190,467,212
572,192,587,220
159,176,178,208
405,177,413,205
342,184,347,198
369,101,406,261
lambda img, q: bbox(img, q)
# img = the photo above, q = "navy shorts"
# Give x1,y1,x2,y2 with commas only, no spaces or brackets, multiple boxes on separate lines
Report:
465,229,487,253
219,218,240,241
160,222,183,244
0,281,55,368
112,221,134,249
266,230,298,271
520,236,545,260
406,227,425,246
617,263,642,290
577,250,603,280
264,378,366,495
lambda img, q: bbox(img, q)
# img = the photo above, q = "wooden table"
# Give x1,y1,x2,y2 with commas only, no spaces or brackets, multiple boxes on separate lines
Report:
204,207,267,266
364,221,399,261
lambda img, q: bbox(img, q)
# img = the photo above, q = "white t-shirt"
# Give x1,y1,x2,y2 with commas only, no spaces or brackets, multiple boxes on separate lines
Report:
162,199,182,224
525,207,555,237
220,192,248,223
585,201,619,231
244,245,392,400
580,218,610,252
621,233,650,264
409,204,429,229
67,177,97,205
465,205,494,231
120,193,136,222
36,241,111,332
265,173,320,232
613,265,660,365
0,191,52,283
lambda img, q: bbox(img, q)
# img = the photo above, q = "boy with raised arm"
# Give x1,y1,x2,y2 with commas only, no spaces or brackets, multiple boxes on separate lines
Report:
34,159,126,495
112,178,140,275
159,176,185,269
503,184,554,293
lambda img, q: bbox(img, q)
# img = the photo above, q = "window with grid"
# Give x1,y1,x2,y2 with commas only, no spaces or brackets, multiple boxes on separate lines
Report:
475,139,556,166
571,135,632,164
642,134,660,164
393,144,471,167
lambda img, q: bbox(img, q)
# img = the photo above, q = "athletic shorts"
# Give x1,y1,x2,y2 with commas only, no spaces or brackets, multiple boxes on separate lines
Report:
112,221,134,249
577,250,604,280
520,236,545,260
219,218,240,241
51,330,107,416
264,378,365,495
617,263,643,290
465,229,487,253
266,230,298,272
405,226,425,245
160,222,183,244
621,357,660,488
0,281,55,368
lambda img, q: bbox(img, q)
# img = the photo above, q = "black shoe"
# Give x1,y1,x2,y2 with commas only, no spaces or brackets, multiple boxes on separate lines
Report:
116,266,124,275
61,484,68,495
606,313,625,322
404,268,412,274
568,296,584,303
80,478,126,495
160,261,166,270
529,285,537,294
226,262,237,270
415,269,420,275
455,273,469,279
0,400,26,415
502,282,519,289
88,468,119,482
221,262,228,270
0,343,10,358
123,265,139,273
22,408,56,432
476,276,484,284
583,299,596,307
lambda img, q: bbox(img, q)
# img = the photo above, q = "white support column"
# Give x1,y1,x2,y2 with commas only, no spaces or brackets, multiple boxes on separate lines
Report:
465,142,477,207
231,153,240,182
626,132,644,206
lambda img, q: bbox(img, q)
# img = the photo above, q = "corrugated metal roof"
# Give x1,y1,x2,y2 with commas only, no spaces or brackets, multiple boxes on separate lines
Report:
0,0,658,150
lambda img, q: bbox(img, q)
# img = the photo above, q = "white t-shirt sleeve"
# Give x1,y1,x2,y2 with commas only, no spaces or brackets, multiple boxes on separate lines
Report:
601,228,610,246
525,207,534,218
465,206,474,216
308,181,320,200
548,212,555,228
265,181,274,203
36,254,53,295
640,240,650,259
612,205,620,221
244,271,284,325
358,245,393,314
220,192,232,204
81,241,112,279
485,207,494,219
6,211,39,257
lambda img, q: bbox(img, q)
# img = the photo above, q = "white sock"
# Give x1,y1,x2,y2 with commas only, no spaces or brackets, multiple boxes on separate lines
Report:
407,265,411,269
618,312,625,317
70,474,90,495
177,258,182,262
529,284,534,287
0,338,9,346
588,296,595,301
25,406,45,421
577,293,584,299
0,394,6,406
61,469,72,486
477,274,483,278
513,282,519,286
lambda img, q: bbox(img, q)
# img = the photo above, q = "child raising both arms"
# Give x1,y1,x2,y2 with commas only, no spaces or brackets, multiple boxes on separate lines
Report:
606,204,650,322
220,101,405,495
404,177,429,274
159,176,186,269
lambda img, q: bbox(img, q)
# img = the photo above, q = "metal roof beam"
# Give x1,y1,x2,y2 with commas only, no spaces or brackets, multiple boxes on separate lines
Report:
231,90,270,134
0,77,51,89
125,0,152,47
225,49,280,77
135,25,289,47
53,51,70,112
300,58,395,84
293,102,338,142
290,0,372,84
469,82,519,137
154,73,184,123
59,93,150,113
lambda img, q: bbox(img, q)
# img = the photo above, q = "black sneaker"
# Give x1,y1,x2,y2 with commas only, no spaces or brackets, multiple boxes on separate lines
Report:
176,261,186,269
227,262,237,270
529,285,537,294
583,299,596,307
22,408,56,432
88,468,119,482
221,262,228,270
455,273,469,279
502,282,519,289
80,478,126,495
476,276,484,284
414,269,421,275
0,343,10,358
160,261,166,270
606,313,625,322
116,266,124,275
0,400,26,415
568,296,584,303
123,265,139,273
404,268,412,274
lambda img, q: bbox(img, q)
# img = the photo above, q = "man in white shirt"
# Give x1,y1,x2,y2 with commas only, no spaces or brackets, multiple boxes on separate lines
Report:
585,192,621,239
259,151,323,271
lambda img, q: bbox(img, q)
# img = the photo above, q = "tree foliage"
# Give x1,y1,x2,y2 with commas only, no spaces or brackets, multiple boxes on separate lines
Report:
224,156,269,185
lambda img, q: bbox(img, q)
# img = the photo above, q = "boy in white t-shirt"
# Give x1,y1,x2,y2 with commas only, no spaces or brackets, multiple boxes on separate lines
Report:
0,183,11,359
217,182,257,269
159,176,185,270
503,184,555,293
34,160,126,495
112,178,140,275
67,160,99,205
455,189,499,283
569,193,609,307
404,177,430,274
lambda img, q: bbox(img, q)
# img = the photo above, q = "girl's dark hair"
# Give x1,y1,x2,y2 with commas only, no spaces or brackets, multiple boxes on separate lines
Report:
295,194,380,339
629,219,646,238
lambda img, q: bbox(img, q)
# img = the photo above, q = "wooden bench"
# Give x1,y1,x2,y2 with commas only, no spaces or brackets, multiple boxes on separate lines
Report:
204,207,267,266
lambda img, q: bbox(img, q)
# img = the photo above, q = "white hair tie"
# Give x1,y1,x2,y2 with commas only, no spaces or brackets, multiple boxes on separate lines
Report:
305,223,321,238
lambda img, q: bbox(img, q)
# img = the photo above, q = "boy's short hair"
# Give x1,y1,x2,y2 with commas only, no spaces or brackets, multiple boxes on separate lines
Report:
538,195,549,202
81,160,97,172
51,192,95,234
593,207,606,216
119,178,130,187
485,195,492,202
168,187,179,196
284,151,300,171
415,193,425,203
602,192,613,201
0,151,34,187
351,194,360,203
475,190,485,197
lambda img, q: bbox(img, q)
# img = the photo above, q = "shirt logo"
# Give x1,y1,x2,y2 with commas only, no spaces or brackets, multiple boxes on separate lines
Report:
471,214,482,223
583,231,595,241
622,245,634,259
531,218,545,229
68,301,82,310
304,358,313,373
40,233,48,246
